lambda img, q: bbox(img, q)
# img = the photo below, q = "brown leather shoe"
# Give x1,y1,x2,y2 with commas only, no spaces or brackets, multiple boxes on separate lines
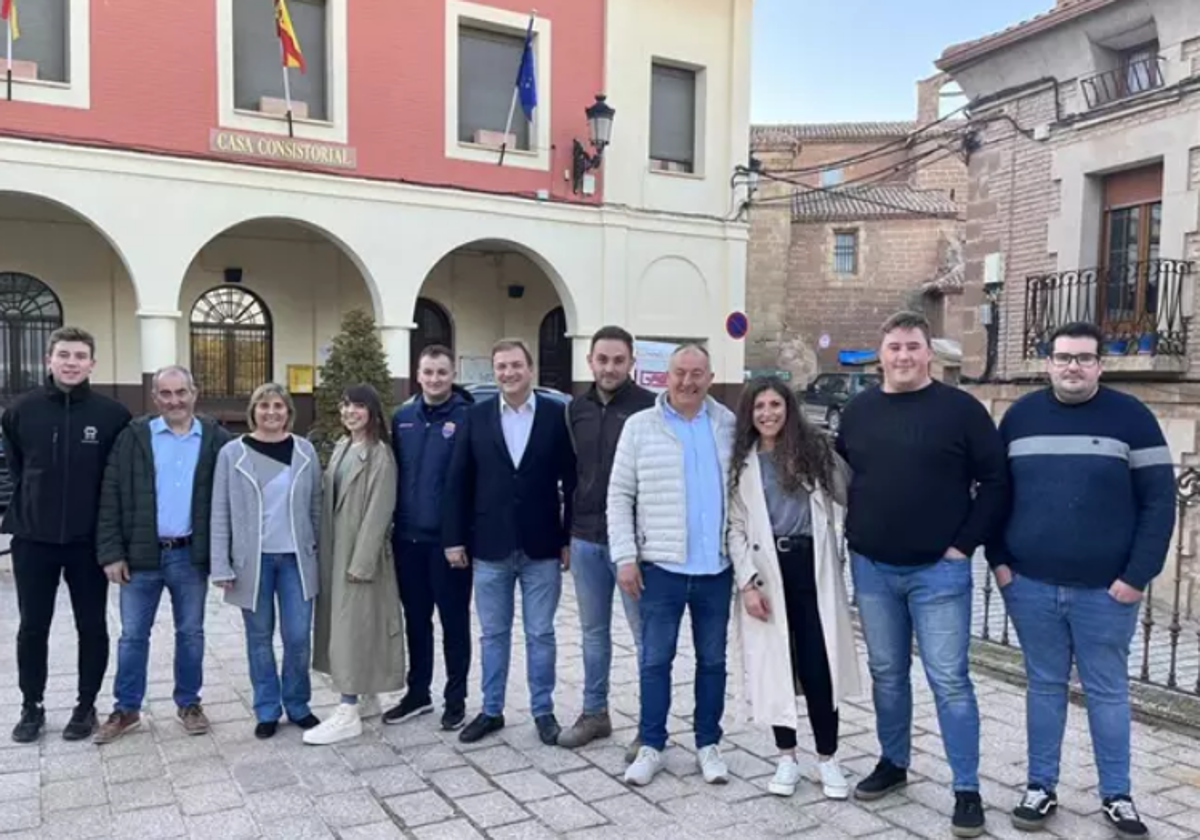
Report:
93,711,141,745
178,704,210,736
556,712,613,749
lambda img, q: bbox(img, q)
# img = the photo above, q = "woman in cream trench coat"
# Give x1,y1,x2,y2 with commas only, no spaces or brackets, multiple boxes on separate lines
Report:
728,377,863,800
303,384,405,746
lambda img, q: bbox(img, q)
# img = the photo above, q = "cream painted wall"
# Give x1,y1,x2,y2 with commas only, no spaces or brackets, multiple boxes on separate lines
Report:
602,0,752,220
0,213,140,385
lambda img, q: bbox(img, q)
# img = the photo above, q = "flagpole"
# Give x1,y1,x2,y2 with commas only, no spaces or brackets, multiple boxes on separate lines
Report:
498,86,519,166
279,40,294,138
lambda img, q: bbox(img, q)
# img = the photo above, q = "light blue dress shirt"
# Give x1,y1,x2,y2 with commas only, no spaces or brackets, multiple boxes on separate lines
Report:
661,400,728,576
151,416,202,539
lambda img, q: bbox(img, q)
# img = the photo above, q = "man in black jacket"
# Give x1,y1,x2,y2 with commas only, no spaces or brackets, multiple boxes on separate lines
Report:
558,326,654,753
444,338,576,746
93,366,232,745
1,327,132,743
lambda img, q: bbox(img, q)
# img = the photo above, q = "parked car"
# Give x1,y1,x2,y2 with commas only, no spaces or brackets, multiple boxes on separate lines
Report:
462,383,572,405
799,372,880,434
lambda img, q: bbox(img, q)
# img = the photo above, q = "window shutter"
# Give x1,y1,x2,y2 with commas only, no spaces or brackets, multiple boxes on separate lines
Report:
1103,164,1163,210
11,0,67,82
458,27,529,149
650,65,696,166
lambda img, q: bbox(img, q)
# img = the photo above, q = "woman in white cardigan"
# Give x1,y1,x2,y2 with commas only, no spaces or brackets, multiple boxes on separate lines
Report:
728,376,863,800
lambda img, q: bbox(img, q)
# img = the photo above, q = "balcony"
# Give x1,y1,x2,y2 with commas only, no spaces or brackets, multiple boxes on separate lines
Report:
1080,55,1165,110
1023,259,1192,375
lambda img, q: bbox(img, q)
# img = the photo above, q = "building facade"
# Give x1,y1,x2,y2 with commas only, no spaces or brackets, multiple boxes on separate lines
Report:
745,76,968,385
0,0,752,427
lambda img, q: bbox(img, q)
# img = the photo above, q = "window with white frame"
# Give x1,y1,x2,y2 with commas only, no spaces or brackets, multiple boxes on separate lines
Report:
233,0,328,121
650,64,698,174
3,0,88,108
458,25,531,150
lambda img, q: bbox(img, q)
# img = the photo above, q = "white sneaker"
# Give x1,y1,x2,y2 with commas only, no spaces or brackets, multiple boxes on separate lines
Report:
357,694,381,719
818,757,850,800
623,746,664,786
302,703,362,746
697,744,729,785
768,755,802,796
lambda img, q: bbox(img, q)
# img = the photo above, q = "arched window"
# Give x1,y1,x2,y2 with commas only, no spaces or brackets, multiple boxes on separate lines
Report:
190,286,273,399
410,298,454,383
0,272,63,398
538,306,572,392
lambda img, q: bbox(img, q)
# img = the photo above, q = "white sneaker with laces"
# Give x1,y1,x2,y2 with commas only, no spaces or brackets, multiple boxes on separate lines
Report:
357,694,381,719
768,755,802,796
818,757,850,800
697,744,729,785
302,703,362,746
623,746,663,786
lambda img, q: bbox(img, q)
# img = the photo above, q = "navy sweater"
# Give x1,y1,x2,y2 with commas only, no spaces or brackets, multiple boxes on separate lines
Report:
990,387,1175,590
392,389,473,543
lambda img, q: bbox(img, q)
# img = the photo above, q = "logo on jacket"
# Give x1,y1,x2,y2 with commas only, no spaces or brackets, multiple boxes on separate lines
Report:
442,422,457,439
82,426,98,444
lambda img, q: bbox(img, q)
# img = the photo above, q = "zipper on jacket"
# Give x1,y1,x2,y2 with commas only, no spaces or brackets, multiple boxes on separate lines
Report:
60,396,71,543
289,446,311,601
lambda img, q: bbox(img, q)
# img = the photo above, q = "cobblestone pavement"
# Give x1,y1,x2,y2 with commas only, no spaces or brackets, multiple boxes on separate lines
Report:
3,567,1200,840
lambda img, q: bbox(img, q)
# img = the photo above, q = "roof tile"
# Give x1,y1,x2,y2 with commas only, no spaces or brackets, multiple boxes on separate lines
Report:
791,185,960,222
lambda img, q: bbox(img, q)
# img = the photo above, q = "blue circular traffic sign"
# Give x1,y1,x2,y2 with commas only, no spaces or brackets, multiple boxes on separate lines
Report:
726,311,749,340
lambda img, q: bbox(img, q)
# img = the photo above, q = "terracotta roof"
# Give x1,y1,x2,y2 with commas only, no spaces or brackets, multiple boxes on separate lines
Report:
791,185,960,222
752,121,920,143
937,0,1121,69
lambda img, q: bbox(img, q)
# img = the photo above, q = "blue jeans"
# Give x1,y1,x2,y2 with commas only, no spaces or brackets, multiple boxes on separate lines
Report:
113,546,207,712
241,553,313,724
570,538,641,715
1003,573,1140,798
474,552,562,717
638,563,732,751
852,553,980,791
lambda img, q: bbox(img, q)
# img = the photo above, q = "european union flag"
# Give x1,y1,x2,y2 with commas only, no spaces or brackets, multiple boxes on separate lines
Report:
515,18,537,122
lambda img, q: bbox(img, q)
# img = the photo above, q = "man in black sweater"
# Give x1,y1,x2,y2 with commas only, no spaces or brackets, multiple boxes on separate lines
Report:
836,311,1007,839
1,327,132,743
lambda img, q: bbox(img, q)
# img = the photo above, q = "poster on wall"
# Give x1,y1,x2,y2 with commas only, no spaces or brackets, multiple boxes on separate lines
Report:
633,340,681,394
458,356,495,386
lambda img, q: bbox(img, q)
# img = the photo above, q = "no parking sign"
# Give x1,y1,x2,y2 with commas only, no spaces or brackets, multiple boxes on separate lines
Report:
725,311,749,340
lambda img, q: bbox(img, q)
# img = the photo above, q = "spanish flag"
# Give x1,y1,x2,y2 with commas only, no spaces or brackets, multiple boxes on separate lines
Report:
274,0,305,72
1,0,18,41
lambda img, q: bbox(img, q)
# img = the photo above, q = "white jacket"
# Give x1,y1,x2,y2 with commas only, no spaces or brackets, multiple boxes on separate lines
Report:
606,393,736,566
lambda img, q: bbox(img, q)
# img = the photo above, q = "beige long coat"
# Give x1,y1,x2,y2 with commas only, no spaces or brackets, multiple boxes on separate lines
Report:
312,437,404,695
728,445,863,732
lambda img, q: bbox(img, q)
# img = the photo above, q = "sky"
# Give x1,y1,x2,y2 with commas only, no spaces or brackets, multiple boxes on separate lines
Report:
751,0,1054,124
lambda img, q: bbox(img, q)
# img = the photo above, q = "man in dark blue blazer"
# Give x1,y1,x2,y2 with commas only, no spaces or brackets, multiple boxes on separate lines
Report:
444,338,576,746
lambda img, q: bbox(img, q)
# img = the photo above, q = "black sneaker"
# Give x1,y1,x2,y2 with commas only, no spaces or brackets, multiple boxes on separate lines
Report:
854,758,908,801
11,706,45,744
62,705,97,742
1102,796,1148,838
952,791,986,838
1012,786,1057,831
255,721,279,739
459,713,504,744
382,694,434,725
534,713,561,746
441,705,466,731
290,714,320,731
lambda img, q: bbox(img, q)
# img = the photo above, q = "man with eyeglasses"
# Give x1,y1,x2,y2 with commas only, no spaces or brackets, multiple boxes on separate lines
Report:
989,321,1174,839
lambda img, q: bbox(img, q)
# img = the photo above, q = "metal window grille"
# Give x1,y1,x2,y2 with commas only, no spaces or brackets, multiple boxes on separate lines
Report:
0,273,64,399
833,232,858,275
190,287,273,400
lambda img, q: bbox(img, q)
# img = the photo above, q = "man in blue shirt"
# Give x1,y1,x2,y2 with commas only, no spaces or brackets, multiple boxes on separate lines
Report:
382,345,474,732
94,366,231,744
991,322,1174,839
608,344,736,788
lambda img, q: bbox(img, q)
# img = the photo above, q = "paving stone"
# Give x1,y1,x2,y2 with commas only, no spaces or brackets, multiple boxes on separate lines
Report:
384,790,456,828
109,777,179,813
243,787,316,821
0,771,39,803
176,779,245,816
484,820,560,840
314,789,388,828
429,765,495,798
0,798,40,833
338,743,401,771
167,755,233,789
259,815,336,840
466,745,533,775
0,750,39,774
232,759,299,793
456,790,530,829
555,768,627,803
42,777,109,813
660,793,743,830
184,807,259,839
41,752,104,785
104,753,166,784
590,792,675,828
158,736,219,764
39,804,114,840
412,819,487,840
492,769,566,803
359,763,429,797
111,804,187,839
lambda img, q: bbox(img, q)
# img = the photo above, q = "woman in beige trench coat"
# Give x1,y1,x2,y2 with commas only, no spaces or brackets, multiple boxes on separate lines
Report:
728,377,863,800
304,384,404,746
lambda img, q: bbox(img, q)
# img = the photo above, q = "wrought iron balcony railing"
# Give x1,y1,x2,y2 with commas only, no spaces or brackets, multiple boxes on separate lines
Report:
1023,258,1191,359
1080,55,1165,110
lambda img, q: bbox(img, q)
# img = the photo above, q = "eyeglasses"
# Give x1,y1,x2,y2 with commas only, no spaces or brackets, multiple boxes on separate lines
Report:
1049,353,1100,369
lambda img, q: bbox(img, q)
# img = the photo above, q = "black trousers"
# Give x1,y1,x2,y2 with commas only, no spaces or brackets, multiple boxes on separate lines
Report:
770,536,839,756
12,538,110,710
393,538,473,709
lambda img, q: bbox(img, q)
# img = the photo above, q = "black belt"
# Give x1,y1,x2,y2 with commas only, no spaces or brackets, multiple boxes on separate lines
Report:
774,534,812,553
159,535,193,550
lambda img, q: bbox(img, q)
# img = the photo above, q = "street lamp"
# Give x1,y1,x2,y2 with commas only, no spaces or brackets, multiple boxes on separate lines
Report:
572,94,615,194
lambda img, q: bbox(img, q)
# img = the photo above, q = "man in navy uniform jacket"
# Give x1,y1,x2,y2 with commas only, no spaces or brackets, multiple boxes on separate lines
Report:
443,338,576,747
991,321,1174,839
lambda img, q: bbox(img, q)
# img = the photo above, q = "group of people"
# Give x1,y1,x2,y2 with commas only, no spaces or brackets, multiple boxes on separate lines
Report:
1,310,1174,840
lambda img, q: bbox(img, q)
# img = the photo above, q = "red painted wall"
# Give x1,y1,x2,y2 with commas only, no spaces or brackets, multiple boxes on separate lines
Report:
0,0,606,201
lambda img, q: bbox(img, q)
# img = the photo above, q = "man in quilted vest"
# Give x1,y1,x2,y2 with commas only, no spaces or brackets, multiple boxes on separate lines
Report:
607,344,737,788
